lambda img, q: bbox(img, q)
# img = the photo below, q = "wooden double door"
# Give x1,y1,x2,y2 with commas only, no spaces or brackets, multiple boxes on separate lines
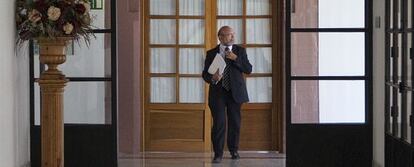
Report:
142,0,283,152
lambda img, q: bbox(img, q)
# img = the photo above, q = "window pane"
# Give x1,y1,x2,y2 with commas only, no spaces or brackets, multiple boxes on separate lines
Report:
179,0,204,16
246,0,271,15
217,19,243,44
150,0,175,15
397,89,402,138
151,48,176,73
179,19,205,44
247,47,272,73
246,77,272,103
34,83,40,125
408,0,412,29
34,34,112,78
291,32,365,76
179,48,204,74
90,0,111,29
35,82,112,125
291,0,364,28
64,82,112,124
151,19,176,44
151,77,176,103
179,78,204,103
217,0,243,15
246,19,271,44
291,80,365,124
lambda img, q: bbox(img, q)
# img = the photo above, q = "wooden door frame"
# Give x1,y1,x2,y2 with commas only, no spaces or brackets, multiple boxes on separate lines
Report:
139,0,285,153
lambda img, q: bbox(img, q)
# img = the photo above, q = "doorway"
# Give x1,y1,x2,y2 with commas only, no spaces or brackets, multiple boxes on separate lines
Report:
141,0,284,152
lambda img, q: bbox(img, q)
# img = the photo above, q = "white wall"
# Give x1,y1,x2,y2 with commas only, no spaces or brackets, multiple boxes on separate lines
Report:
373,0,385,166
0,1,30,167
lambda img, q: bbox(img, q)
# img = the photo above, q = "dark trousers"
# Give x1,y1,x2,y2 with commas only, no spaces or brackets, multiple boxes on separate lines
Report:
208,87,242,157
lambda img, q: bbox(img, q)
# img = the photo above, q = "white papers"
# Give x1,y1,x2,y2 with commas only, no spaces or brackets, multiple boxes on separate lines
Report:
208,54,227,75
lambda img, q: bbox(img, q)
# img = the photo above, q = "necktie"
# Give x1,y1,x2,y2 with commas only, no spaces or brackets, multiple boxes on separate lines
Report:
222,47,231,91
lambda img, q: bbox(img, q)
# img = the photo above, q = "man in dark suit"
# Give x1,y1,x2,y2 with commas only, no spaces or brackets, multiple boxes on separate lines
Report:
202,26,252,163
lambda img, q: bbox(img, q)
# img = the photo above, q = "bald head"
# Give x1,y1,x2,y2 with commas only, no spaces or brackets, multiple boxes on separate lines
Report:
218,26,233,36
218,26,235,46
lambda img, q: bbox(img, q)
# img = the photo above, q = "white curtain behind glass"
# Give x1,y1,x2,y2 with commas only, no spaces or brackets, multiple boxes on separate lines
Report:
151,77,176,103
247,77,272,103
179,0,204,16
150,19,176,44
247,47,272,73
179,48,204,74
179,19,205,44
246,19,271,44
246,0,270,15
180,78,204,103
151,48,176,73
217,0,243,15
150,0,175,15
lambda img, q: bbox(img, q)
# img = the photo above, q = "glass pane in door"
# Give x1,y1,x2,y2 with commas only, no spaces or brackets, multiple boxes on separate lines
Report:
151,77,176,103
246,0,271,15
291,80,365,124
179,19,205,44
246,19,271,44
179,48,204,74
150,19,176,44
291,0,364,28
291,32,365,76
179,0,204,16
150,0,175,15
179,77,205,103
151,48,176,73
247,47,272,73
246,77,272,103
217,0,243,15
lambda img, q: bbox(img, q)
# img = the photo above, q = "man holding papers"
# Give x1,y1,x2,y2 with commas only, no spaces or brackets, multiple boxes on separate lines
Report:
202,26,252,163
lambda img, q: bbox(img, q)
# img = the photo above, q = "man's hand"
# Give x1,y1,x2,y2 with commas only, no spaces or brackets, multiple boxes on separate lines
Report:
212,69,222,83
225,51,238,60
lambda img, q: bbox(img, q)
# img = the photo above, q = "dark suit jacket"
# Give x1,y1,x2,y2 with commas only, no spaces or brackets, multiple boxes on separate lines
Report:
202,45,252,103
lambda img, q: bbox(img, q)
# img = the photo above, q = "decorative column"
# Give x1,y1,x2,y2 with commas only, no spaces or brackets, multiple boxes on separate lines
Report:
37,37,71,167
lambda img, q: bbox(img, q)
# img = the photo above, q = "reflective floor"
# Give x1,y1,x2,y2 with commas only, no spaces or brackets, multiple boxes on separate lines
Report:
119,152,285,167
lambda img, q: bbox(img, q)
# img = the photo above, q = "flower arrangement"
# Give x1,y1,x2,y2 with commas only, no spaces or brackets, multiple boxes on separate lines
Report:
16,0,94,45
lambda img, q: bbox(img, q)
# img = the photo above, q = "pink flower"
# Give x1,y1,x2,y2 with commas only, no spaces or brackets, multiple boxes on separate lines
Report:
28,9,42,23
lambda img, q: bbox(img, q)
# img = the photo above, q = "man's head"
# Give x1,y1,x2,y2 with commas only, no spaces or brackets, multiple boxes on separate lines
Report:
218,26,235,46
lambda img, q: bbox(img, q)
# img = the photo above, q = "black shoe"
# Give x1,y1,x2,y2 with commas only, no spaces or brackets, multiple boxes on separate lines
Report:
230,152,240,160
212,156,223,163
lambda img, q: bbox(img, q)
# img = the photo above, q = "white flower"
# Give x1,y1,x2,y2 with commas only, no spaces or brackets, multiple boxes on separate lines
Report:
20,9,27,16
47,6,61,21
63,23,74,35
28,9,42,23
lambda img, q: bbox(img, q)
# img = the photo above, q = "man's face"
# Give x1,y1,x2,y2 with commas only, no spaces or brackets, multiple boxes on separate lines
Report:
219,28,235,46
